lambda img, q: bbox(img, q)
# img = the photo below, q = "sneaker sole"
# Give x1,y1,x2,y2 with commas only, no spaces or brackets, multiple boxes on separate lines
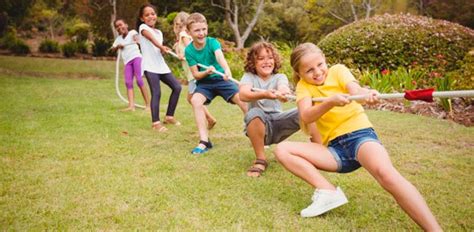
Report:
301,198,348,218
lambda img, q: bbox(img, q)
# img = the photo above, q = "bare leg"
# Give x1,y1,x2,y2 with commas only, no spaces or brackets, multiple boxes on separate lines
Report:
357,142,442,231
122,89,135,111
191,93,209,149
231,93,248,114
274,141,338,190
188,93,216,129
246,118,267,177
139,85,150,111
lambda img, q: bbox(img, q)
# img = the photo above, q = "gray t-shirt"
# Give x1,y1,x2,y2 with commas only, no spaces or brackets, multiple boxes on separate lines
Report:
241,72,289,113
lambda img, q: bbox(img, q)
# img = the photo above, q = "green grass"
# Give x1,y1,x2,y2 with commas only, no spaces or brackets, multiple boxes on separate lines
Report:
0,55,473,230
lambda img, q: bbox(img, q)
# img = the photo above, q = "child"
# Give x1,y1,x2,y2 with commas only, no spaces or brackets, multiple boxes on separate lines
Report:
239,42,300,177
136,3,182,132
111,18,150,112
173,11,217,130
184,13,247,154
273,43,441,231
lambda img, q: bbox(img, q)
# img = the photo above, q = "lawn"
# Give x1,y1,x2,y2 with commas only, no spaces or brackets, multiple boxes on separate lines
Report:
0,55,472,230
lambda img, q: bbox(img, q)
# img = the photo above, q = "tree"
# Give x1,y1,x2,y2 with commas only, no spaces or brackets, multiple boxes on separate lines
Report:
211,0,265,49
308,0,382,24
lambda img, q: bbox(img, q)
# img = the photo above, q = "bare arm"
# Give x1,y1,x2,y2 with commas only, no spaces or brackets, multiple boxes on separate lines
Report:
215,49,232,81
297,95,350,124
307,122,322,144
239,84,278,102
189,65,214,81
141,29,171,54
346,81,379,104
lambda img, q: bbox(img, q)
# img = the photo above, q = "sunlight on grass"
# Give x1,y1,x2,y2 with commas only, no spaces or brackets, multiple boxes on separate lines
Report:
0,56,472,230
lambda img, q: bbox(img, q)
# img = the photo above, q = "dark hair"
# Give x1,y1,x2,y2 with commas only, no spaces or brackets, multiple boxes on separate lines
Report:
114,18,125,27
135,3,157,30
244,41,282,75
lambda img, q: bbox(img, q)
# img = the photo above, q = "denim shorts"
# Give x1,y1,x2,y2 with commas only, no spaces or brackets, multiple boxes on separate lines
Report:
327,127,381,173
194,78,239,104
244,108,300,145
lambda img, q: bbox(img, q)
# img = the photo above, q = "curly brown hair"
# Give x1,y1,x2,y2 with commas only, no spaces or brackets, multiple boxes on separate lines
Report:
244,41,282,75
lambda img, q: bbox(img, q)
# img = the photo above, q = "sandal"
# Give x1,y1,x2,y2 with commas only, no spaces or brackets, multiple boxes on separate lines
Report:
191,140,213,155
247,159,268,177
152,122,168,132
164,117,181,126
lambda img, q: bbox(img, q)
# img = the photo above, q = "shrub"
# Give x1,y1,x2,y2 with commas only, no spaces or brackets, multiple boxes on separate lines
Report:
92,37,111,57
39,39,60,53
10,40,30,54
0,28,19,49
64,18,90,42
318,14,474,73
75,41,88,54
62,41,77,57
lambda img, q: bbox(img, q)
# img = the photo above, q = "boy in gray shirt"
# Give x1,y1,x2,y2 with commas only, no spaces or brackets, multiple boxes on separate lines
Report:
239,42,300,177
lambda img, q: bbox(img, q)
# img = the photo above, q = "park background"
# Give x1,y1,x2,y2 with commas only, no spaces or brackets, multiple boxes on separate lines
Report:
0,0,473,230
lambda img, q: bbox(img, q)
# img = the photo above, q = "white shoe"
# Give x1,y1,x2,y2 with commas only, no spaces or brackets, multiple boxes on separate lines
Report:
300,186,348,217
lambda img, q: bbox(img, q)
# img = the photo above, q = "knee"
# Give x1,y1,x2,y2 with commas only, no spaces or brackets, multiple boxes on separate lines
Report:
273,142,291,163
190,96,203,108
373,167,402,190
174,83,182,93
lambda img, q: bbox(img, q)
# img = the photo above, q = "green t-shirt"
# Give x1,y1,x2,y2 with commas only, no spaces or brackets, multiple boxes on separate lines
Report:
184,37,224,82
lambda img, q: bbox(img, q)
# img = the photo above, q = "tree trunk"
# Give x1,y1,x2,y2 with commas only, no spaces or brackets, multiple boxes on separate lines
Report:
110,0,118,38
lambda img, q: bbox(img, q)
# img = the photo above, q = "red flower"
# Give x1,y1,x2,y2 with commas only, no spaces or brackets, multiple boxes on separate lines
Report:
436,54,444,59
411,80,417,85
381,69,390,75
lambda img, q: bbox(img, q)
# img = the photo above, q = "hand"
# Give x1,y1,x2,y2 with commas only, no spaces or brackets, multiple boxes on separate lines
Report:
274,90,289,102
160,46,171,54
117,44,124,49
328,94,350,107
178,54,185,61
265,89,278,99
223,70,232,81
206,66,216,75
365,89,380,105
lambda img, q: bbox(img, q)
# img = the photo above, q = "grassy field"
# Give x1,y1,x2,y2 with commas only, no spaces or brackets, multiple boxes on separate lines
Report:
0,55,473,230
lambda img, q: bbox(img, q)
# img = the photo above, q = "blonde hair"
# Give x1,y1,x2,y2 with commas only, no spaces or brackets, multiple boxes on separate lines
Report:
186,13,207,30
173,11,190,35
290,42,324,86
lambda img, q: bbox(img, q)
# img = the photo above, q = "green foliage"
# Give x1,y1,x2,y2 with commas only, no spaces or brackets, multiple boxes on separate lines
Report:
0,28,18,49
0,27,30,54
39,39,59,53
10,39,30,54
318,14,474,72
448,51,474,90
61,41,77,57
92,37,111,57
75,41,88,54
64,18,90,42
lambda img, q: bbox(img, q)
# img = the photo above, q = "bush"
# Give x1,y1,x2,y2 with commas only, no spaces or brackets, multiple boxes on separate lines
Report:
39,39,60,53
92,37,111,57
75,41,88,54
10,40,30,54
0,28,19,49
318,14,474,73
62,41,77,57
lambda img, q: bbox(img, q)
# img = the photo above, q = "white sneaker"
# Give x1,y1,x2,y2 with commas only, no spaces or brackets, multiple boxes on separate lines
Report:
300,186,348,217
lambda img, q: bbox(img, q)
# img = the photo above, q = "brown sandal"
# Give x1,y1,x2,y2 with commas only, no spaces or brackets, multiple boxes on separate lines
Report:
247,159,268,177
164,117,181,126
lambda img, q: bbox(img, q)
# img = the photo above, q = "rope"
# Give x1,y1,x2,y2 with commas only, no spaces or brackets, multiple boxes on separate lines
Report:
114,43,145,109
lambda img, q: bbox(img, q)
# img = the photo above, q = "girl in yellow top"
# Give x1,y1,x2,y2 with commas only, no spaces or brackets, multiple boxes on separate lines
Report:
274,43,441,231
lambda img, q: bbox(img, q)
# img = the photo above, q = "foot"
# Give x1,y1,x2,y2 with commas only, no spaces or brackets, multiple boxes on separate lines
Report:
164,117,181,126
152,122,168,132
207,118,217,130
246,159,268,177
121,107,135,112
191,140,213,155
300,187,348,217
144,107,151,112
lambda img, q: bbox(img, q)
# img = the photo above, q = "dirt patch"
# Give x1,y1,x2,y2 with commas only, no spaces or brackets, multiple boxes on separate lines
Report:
364,98,474,126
